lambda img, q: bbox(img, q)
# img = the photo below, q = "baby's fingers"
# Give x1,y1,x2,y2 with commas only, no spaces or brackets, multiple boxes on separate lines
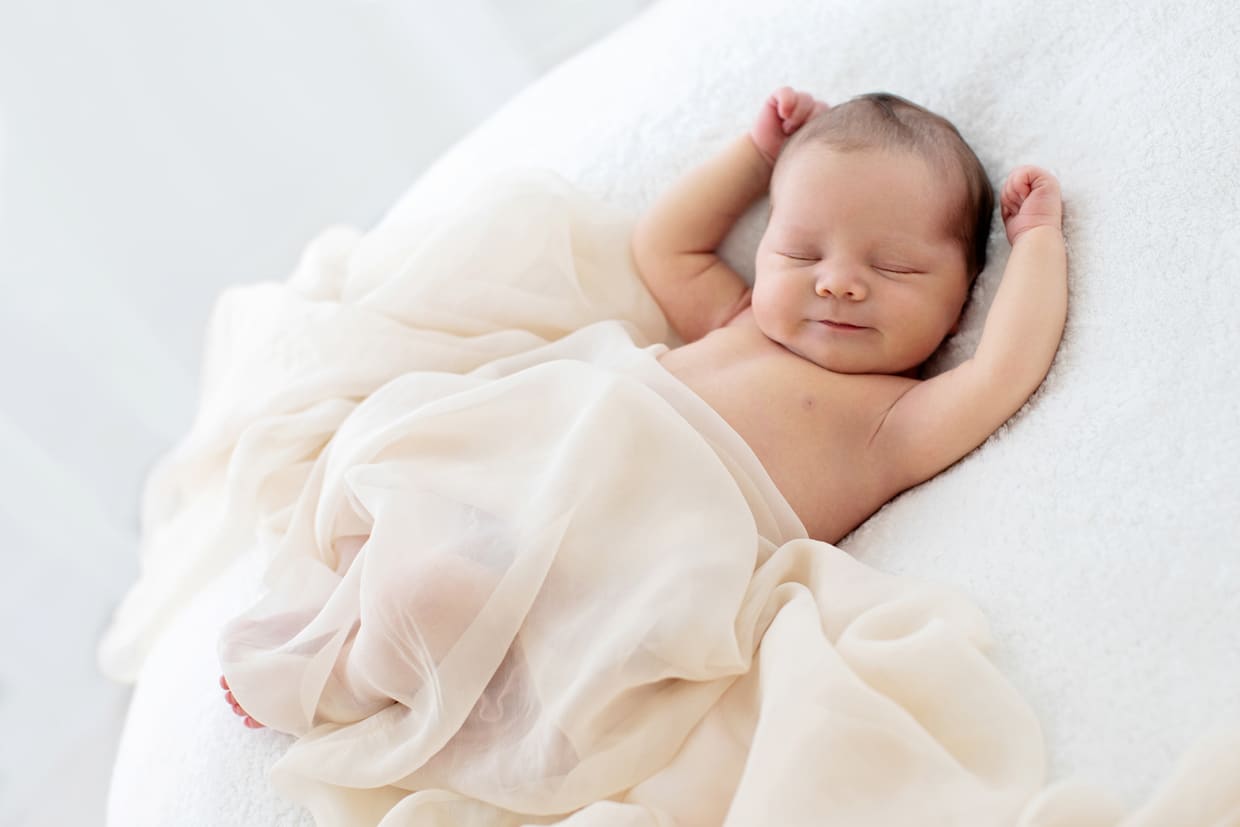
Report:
1000,165,1058,219
1000,169,1034,218
783,92,818,132
768,86,788,114
771,86,797,119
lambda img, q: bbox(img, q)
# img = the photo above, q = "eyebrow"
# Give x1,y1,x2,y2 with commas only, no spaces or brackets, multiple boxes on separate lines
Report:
779,226,940,253
878,237,941,253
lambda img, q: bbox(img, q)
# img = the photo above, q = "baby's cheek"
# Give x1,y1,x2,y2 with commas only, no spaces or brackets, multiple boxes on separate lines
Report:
749,278,788,339
750,267,779,307
749,277,774,322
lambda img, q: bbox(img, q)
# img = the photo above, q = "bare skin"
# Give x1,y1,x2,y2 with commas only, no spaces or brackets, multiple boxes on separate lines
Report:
633,86,1067,544
657,311,918,544
220,674,265,728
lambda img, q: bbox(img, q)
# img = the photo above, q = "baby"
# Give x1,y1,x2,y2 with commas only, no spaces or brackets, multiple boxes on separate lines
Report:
637,87,1067,545
221,87,1067,729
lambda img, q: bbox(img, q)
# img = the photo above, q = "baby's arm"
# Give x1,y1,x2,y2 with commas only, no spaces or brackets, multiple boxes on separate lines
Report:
869,167,1067,492
631,87,826,342
973,168,1068,383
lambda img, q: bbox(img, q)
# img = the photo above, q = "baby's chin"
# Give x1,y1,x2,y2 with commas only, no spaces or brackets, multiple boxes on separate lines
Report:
752,312,927,376
776,332,920,377
779,341,875,375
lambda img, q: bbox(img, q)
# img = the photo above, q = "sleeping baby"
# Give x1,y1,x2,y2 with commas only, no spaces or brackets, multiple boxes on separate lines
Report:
642,87,1067,544
221,87,1067,732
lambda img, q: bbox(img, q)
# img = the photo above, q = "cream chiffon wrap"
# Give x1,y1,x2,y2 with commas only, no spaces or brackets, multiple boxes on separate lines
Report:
99,171,1240,825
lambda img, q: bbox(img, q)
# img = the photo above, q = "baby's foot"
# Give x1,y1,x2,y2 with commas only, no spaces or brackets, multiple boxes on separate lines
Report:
219,675,265,729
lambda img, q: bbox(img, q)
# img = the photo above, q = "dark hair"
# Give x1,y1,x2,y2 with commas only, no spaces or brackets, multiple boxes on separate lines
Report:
775,92,994,283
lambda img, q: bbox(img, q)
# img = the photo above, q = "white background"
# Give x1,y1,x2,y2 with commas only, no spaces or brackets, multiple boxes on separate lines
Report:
0,1,651,823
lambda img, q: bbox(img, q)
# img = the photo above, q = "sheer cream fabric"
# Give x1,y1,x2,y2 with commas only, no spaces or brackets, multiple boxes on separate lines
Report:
214,335,1059,824
97,170,668,682
108,170,1240,825
209,170,1047,824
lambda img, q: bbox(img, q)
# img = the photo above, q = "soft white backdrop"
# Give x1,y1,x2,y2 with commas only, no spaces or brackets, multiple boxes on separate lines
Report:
0,1,651,823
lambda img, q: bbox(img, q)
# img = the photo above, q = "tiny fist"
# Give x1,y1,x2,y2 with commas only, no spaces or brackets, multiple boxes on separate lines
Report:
1000,164,1064,242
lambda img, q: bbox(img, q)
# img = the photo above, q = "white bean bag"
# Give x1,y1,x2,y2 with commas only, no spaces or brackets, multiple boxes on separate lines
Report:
103,0,1240,823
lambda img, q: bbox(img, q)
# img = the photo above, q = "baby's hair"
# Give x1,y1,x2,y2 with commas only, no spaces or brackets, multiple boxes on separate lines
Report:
775,92,994,283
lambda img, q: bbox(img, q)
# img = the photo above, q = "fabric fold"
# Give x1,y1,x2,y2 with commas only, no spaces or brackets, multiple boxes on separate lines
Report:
103,168,1240,825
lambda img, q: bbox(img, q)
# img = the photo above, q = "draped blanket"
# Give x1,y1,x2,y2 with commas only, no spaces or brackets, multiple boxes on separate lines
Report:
103,170,1240,825
217,317,1047,824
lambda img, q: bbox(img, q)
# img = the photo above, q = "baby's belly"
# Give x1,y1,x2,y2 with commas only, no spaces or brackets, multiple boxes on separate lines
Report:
733,421,880,546
657,349,885,545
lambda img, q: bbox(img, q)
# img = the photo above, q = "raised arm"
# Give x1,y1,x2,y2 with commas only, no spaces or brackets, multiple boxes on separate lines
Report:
973,168,1068,385
631,87,827,342
872,166,1068,491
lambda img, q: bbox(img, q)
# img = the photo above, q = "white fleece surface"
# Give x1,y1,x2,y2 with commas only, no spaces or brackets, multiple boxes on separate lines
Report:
106,0,1240,822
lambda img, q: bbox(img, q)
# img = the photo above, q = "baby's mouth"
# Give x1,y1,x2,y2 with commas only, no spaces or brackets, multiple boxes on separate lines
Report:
820,319,868,331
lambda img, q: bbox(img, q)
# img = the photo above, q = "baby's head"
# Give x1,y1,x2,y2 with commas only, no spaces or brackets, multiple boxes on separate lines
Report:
753,92,994,378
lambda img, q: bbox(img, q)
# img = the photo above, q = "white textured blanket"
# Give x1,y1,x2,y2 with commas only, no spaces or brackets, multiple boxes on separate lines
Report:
104,0,1240,823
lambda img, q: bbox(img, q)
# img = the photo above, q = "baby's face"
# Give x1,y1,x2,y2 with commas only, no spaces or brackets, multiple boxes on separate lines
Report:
753,146,970,377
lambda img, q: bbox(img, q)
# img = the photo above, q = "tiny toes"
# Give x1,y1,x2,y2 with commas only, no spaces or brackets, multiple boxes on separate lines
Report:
221,674,264,729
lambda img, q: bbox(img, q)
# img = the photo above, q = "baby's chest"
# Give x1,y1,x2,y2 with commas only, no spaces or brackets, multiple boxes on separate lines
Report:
726,386,890,543
663,353,902,543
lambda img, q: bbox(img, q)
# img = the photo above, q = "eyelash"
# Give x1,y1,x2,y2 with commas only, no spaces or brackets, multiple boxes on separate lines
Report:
779,253,917,274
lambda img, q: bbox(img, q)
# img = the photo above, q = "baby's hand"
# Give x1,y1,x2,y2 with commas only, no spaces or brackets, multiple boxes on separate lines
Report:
1000,166,1063,245
750,86,829,167
219,674,265,729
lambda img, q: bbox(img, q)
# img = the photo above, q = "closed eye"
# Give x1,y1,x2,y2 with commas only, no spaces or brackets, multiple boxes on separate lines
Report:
780,253,819,262
875,265,921,274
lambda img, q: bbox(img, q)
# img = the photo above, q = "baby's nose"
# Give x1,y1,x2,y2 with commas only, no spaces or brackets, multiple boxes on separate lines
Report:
814,268,866,299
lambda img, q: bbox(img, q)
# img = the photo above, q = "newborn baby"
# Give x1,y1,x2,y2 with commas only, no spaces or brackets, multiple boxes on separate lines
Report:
639,87,1067,544
221,87,1067,731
